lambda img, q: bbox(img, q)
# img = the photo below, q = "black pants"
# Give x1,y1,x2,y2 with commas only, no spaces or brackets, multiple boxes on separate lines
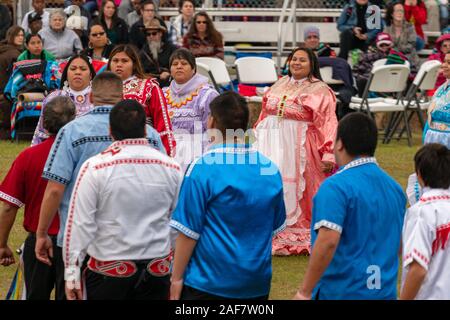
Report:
338,29,369,60
85,264,170,300
181,285,269,301
22,234,66,300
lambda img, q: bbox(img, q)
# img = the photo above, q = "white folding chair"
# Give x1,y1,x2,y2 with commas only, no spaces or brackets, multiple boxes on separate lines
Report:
385,60,442,143
196,62,219,91
349,64,412,145
373,58,411,69
234,57,278,103
196,57,233,91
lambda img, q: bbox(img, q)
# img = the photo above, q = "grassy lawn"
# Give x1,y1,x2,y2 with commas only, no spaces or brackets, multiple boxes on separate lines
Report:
0,134,420,300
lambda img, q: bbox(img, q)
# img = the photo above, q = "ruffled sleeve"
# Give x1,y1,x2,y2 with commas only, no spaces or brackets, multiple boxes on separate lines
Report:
253,91,271,129
301,83,338,163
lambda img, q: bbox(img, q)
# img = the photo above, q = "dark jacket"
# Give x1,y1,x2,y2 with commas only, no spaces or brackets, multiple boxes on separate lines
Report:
139,40,177,87
82,44,114,60
0,42,21,91
92,16,128,45
337,0,384,44
0,4,11,41
129,17,168,51
352,46,387,81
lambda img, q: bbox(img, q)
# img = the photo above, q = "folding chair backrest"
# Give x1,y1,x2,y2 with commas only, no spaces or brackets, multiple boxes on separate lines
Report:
320,66,344,85
196,57,232,86
196,62,219,90
369,64,410,93
372,58,387,68
372,58,411,69
234,57,278,85
413,60,441,90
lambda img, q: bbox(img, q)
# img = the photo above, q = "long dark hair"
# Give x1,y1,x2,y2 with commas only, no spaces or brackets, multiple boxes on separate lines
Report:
287,47,322,81
107,44,147,79
185,11,223,47
385,1,403,27
99,0,119,23
60,54,96,89
5,26,24,48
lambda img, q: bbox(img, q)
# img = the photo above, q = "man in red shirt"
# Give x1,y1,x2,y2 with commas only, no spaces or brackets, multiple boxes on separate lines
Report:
0,96,76,300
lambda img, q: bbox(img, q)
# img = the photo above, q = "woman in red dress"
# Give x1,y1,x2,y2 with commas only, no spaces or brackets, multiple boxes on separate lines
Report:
107,44,175,156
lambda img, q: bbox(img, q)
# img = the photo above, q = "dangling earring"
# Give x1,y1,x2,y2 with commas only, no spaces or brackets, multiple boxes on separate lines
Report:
88,42,93,49
63,80,70,91
106,38,111,45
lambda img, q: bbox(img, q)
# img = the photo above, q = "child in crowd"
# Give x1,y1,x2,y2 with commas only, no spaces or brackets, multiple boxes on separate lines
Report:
401,143,450,300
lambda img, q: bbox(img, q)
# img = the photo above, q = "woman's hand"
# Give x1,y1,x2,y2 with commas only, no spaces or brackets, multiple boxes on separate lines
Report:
321,161,334,173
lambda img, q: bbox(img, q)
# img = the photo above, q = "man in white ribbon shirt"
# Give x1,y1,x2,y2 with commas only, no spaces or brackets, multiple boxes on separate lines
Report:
63,99,182,300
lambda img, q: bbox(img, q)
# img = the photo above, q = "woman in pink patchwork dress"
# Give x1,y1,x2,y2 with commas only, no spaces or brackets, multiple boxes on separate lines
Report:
254,47,338,255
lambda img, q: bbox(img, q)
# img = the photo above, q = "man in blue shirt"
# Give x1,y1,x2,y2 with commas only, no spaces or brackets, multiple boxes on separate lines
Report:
170,91,286,300
35,72,165,266
295,113,406,300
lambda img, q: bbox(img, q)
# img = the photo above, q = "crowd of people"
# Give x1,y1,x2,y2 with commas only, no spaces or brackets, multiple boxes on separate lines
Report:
0,0,449,301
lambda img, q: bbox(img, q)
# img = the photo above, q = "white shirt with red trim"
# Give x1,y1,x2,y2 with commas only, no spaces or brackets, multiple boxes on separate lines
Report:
402,188,450,300
63,138,182,283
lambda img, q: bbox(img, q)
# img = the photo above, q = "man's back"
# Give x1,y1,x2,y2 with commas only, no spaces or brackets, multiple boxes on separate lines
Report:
312,158,406,299
65,138,182,261
0,136,59,235
171,143,286,299
43,105,164,246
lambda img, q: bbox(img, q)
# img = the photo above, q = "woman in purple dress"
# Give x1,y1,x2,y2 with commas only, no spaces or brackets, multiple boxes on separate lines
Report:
31,54,96,145
163,48,218,172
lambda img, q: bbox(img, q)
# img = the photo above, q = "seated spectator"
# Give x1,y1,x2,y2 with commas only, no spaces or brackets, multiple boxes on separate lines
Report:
92,0,128,46
302,25,355,119
39,10,83,61
169,0,195,47
353,32,393,97
428,33,450,90
82,24,114,62
129,0,165,50
126,0,142,28
303,26,336,57
21,0,49,35
0,26,24,139
0,3,12,41
17,33,55,61
139,18,176,87
183,11,224,60
65,0,98,15
402,0,427,50
385,1,420,73
64,2,90,49
66,13,90,49
27,12,44,35
337,0,383,60
438,0,448,30
119,0,160,20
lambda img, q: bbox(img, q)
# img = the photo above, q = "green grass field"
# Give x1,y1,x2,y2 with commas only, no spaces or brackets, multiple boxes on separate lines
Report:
0,135,420,300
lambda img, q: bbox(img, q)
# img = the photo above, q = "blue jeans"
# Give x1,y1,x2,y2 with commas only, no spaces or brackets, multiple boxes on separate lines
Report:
416,36,425,51
64,0,97,14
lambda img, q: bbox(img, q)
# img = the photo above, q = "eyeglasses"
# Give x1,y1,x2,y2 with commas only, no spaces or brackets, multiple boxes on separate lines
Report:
196,21,207,24
146,31,159,36
91,32,105,37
